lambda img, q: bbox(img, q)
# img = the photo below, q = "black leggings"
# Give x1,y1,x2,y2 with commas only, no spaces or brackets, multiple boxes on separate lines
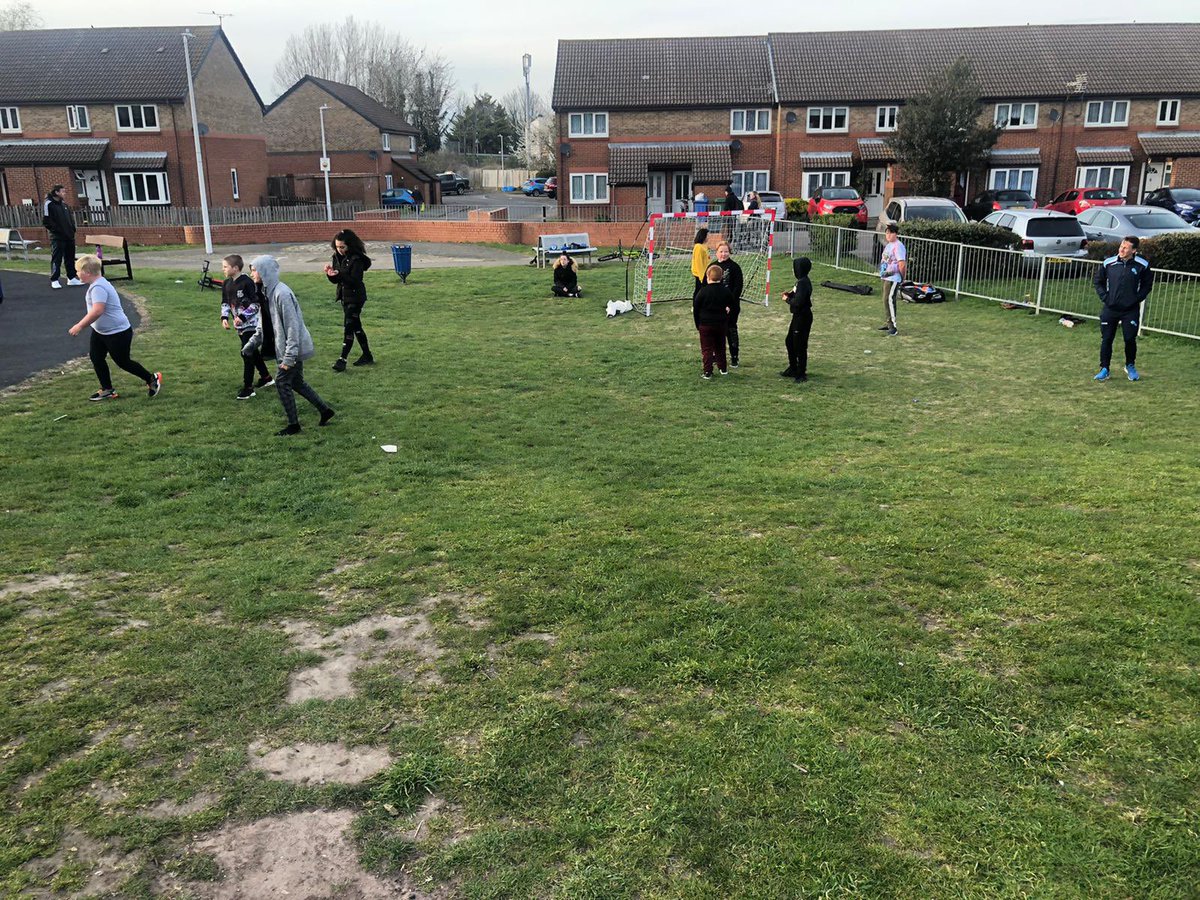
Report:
726,307,740,362
89,327,154,390
786,309,813,377
340,304,370,360
238,331,271,388
1099,306,1138,368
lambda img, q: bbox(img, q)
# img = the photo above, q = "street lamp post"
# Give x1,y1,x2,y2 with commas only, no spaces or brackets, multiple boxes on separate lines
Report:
318,104,333,222
181,31,212,254
522,53,532,171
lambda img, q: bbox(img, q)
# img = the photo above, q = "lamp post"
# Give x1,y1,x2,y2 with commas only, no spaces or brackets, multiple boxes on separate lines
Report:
181,30,212,254
522,53,532,170
318,104,333,222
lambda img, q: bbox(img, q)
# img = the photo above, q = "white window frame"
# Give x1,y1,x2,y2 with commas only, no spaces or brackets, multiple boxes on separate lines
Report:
989,168,1038,194
806,107,849,134
876,106,898,132
802,170,850,200
115,104,160,132
116,171,170,205
730,108,771,135
568,112,608,138
1157,99,1180,126
994,102,1038,129
731,170,770,198
569,172,609,204
230,168,240,201
0,107,21,133
381,133,391,152
66,105,90,132
1085,100,1129,127
384,174,394,190
1076,165,1129,196
409,135,416,153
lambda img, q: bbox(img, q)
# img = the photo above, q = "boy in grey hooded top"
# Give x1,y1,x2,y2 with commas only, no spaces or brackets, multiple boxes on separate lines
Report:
245,255,335,435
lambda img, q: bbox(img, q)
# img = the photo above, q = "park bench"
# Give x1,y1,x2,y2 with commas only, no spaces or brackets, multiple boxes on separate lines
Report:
534,232,597,268
0,228,40,260
83,234,133,282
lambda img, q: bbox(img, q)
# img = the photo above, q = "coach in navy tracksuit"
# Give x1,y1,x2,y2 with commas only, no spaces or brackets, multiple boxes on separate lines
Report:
1092,236,1153,382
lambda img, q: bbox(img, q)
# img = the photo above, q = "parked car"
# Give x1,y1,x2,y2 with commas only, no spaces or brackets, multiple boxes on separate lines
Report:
437,172,464,196
379,188,417,208
981,210,1088,268
1142,187,1200,223
877,196,967,231
963,189,1036,221
1044,188,1124,215
522,178,549,196
754,191,788,219
452,172,470,192
1076,205,1198,243
807,186,868,226
544,176,557,199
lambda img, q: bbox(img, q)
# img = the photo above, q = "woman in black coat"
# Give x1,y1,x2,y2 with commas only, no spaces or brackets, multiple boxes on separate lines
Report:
324,229,374,370
551,254,582,297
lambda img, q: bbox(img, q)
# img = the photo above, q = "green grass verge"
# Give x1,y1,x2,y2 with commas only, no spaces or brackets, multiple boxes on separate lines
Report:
1,260,1198,898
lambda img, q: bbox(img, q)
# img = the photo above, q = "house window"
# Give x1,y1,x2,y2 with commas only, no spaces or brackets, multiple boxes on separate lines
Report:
1163,159,1174,188
802,170,850,199
569,172,608,203
1085,100,1129,127
1076,165,1128,196
382,133,391,152
731,109,770,134
807,107,848,133
731,170,770,198
995,102,1038,129
67,105,90,132
115,104,159,131
0,107,20,133
1157,99,1180,126
74,170,88,199
409,136,416,153
116,171,170,205
568,112,608,138
230,168,240,201
384,174,394,190
876,106,898,132
989,168,1037,194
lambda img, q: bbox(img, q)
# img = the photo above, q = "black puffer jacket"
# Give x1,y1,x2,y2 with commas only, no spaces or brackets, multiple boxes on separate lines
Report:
326,252,372,307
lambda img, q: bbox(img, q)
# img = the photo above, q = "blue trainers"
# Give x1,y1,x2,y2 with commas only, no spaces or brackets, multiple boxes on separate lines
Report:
1093,367,1110,382
1125,364,1140,381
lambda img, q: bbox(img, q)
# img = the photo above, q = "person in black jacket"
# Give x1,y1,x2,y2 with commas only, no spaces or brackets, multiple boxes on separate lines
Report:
42,185,80,289
551,254,582,297
220,254,273,399
693,263,732,379
1092,236,1153,382
781,257,813,382
324,228,374,370
723,186,743,212
714,241,744,367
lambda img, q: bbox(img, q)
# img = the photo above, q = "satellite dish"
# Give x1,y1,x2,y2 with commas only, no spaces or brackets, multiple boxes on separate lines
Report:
560,143,572,158
730,139,743,152
197,123,209,136
1048,109,1060,122
785,111,797,124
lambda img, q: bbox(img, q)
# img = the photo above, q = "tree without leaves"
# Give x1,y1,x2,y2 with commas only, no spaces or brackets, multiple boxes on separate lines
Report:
889,57,1002,196
0,1,42,29
499,88,550,163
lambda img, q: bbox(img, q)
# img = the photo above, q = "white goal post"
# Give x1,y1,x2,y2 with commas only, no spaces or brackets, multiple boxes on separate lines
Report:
633,210,776,316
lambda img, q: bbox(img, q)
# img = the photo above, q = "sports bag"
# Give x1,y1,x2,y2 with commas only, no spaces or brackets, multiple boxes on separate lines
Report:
899,280,946,303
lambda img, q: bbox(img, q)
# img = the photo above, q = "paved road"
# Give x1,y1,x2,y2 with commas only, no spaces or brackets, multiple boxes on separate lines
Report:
130,240,532,272
0,270,141,390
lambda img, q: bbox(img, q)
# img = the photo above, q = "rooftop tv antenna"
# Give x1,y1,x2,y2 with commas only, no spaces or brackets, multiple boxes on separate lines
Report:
198,10,234,26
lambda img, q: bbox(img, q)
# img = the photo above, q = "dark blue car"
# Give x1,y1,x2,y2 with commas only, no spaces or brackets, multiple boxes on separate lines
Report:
380,188,417,208
1143,187,1200,223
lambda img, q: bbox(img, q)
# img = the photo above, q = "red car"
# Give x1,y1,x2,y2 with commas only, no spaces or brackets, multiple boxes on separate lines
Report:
545,176,557,199
807,186,868,226
1045,188,1125,215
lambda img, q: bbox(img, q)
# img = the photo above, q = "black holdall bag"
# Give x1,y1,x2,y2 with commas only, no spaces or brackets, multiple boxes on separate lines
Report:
899,280,947,303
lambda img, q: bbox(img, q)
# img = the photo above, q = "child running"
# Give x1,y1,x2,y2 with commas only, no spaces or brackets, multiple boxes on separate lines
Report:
220,254,273,399
693,263,732,379
68,255,162,401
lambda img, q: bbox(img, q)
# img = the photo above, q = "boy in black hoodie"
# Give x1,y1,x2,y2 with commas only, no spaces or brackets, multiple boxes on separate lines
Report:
693,263,733,379
781,257,813,382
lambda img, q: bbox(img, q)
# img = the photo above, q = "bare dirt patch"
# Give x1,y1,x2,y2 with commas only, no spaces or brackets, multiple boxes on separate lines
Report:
0,573,89,599
284,614,443,703
145,791,220,819
248,741,391,785
21,826,142,897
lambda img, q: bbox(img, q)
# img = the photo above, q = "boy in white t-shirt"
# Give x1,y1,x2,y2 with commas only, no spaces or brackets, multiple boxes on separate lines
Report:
68,255,162,401
878,223,907,336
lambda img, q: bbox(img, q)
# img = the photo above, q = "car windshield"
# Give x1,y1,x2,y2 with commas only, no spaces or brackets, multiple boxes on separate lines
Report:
823,188,859,200
1084,190,1121,200
907,205,962,221
1170,189,1200,202
1127,212,1189,229
759,193,783,202
995,191,1032,201
1026,218,1084,237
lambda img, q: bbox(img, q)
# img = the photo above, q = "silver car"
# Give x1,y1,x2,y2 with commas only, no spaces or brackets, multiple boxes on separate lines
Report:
877,196,967,232
1076,205,1198,243
981,210,1089,263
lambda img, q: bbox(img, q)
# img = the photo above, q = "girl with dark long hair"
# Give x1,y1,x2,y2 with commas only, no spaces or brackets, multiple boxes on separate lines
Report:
324,228,374,370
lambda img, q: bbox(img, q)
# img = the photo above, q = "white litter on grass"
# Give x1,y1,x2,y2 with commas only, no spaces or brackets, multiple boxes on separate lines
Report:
381,445,398,453
864,350,873,354
53,414,68,421
606,299,634,317
174,280,184,284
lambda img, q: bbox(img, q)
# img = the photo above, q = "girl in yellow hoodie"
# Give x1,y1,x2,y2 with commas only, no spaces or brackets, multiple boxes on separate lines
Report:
691,228,710,298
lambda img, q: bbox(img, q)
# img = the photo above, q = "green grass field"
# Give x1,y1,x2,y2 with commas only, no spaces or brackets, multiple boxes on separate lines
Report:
1,259,1198,898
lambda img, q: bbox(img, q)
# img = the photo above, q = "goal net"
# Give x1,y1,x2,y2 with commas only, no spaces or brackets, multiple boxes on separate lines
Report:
631,210,776,316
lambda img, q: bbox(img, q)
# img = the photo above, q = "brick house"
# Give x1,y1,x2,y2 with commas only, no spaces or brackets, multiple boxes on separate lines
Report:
264,76,436,206
553,24,1200,217
0,25,267,214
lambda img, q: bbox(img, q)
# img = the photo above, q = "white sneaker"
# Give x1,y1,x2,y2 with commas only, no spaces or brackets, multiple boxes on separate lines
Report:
67,278,83,286
50,280,62,289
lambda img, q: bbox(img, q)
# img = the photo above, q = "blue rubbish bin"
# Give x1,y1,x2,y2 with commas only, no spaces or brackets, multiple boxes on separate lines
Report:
391,244,412,283
693,194,709,213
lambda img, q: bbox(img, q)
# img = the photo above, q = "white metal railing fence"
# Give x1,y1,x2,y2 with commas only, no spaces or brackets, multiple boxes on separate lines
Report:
774,221,1200,342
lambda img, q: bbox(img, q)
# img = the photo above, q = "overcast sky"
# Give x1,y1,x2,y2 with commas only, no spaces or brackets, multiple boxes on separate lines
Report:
39,1,1197,109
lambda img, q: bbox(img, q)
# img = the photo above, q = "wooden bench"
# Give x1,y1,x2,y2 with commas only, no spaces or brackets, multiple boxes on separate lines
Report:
83,233,133,282
0,228,40,260
535,232,597,268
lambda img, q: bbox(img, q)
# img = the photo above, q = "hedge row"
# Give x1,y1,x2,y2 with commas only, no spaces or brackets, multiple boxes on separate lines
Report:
1085,232,1200,274
899,220,1022,250
809,214,861,254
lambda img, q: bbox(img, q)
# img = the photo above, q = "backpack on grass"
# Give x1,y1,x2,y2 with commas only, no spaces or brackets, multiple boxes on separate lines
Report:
899,280,946,303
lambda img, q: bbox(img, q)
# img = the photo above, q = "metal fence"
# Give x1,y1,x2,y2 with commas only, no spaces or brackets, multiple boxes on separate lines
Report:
774,221,1200,342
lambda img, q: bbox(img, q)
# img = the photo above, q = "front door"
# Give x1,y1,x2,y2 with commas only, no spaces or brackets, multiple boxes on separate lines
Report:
865,167,887,217
74,169,105,207
671,171,692,212
1141,160,1166,199
647,172,665,217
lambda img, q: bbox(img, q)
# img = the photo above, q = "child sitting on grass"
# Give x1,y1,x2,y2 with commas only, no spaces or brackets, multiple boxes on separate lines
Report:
551,253,582,297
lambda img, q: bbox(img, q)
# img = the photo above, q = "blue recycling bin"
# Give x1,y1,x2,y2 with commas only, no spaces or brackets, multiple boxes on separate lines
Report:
693,194,709,213
391,244,412,283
